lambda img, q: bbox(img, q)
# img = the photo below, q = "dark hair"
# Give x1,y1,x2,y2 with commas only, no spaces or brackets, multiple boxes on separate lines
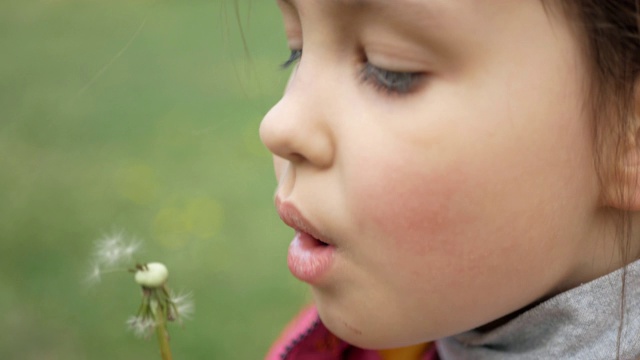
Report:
562,1,640,223
558,1,640,357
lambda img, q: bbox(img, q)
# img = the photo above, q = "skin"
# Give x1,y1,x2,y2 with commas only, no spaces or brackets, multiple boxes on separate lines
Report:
260,0,631,349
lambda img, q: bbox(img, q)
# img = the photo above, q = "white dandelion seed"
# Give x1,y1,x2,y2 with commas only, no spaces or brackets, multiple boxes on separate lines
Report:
85,230,143,287
85,263,103,285
123,240,141,259
126,316,156,338
169,291,195,323
94,231,141,266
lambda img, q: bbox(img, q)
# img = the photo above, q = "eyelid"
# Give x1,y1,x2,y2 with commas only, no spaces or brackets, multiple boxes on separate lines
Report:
277,0,303,49
278,47,424,95
360,62,424,95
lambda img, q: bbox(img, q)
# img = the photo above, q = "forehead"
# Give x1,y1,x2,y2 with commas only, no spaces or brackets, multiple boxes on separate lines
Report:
279,0,442,10
277,0,456,26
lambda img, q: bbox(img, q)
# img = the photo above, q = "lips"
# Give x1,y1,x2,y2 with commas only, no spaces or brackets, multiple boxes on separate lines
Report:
275,197,336,283
275,198,332,246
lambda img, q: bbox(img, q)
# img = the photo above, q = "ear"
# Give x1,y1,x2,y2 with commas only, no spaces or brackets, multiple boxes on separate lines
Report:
605,92,640,211
614,133,640,211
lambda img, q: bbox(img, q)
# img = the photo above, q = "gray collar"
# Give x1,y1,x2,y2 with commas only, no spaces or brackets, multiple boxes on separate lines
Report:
437,260,640,360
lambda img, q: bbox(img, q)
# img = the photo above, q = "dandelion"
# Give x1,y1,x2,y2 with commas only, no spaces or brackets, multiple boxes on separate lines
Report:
129,262,193,360
87,231,192,360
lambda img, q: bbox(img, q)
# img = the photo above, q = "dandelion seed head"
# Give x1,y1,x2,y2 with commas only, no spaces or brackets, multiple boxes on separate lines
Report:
134,262,168,287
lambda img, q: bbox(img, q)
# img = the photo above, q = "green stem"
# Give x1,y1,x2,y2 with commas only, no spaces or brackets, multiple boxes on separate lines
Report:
152,296,173,360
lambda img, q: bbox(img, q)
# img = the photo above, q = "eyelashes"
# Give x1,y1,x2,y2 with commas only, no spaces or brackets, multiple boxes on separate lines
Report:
281,49,302,69
280,49,422,95
359,64,421,95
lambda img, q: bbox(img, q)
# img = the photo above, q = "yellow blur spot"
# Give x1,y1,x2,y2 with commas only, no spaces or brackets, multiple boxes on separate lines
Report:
185,198,224,239
153,197,224,249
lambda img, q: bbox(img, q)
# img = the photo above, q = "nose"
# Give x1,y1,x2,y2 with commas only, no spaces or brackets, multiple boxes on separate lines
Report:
259,75,335,168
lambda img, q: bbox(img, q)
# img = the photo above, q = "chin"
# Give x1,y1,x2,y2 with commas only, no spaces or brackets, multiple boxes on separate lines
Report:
315,294,450,350
316,300,403,350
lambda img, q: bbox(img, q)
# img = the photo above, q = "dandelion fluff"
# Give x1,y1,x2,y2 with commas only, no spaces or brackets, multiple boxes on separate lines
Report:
169,291,195,323
126,316,156,338
94,231,141,266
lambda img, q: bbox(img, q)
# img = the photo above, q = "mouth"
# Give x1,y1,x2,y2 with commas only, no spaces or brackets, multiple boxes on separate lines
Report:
275,197,336,283
275,197,333,246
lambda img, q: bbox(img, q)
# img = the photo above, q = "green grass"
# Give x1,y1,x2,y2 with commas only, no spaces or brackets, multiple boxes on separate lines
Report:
0,1,309,358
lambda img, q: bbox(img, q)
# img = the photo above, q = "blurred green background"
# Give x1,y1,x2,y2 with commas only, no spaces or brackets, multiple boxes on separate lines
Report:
0,0,310,358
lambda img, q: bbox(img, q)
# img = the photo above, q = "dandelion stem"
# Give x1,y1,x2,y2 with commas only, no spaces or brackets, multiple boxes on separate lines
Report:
152,295,173,360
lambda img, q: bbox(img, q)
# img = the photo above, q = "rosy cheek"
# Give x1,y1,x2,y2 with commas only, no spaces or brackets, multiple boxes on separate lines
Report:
349,158,473,258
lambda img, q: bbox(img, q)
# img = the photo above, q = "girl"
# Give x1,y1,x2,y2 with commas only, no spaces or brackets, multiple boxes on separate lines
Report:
259,1,640,359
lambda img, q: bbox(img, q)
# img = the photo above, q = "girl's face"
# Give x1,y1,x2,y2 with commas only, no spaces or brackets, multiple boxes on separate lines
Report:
261,0,616,349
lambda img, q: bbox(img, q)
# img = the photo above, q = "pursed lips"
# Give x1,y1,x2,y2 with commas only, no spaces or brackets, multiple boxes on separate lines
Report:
275,197,333,246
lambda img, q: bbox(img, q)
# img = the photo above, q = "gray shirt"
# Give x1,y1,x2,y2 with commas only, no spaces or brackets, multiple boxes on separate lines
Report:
437,260,640,360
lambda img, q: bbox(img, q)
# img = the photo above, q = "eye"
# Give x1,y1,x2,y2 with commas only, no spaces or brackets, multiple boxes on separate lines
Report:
360,63,422,95
281,49,302,69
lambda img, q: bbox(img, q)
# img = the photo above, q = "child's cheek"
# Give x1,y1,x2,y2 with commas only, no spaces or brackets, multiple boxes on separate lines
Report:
349,154,475,258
